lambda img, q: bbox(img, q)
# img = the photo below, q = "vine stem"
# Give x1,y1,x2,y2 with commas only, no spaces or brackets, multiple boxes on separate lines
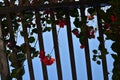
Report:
33,37,38,48
49,27,61,55
35,27,61,55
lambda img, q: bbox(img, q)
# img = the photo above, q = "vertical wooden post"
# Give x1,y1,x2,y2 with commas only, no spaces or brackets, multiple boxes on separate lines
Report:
50,10,63,80
4,0,23,80
35,11,48,80
65,9,77,80
0,18,9,80
20,10,35,80
19,0,35,80
96,5,108,80
22,18,35,80
80,4,93,80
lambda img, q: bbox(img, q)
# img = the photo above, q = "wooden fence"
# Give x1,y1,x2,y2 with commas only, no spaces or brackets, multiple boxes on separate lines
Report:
0,0,110,80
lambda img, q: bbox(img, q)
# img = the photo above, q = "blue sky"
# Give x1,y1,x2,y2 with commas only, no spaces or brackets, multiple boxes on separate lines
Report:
22,15,114,80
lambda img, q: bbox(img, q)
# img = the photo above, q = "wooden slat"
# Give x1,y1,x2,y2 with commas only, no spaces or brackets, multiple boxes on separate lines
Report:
0,1,109,14
10,0,15,7
21,16,35,80
80,6,93,80
35,11,48,80
0,18,9,80
64,0,74,2
6,14,23,80
65,9,77,80
50,10,63,80
96,5,108,80
4,0,22,80
19,0,35,79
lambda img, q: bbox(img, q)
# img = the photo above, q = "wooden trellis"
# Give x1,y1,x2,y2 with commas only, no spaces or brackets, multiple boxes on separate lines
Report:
0,0,110,80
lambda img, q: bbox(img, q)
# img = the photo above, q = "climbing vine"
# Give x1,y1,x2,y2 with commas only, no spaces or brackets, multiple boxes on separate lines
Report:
0,0,120,80
102,0,120,79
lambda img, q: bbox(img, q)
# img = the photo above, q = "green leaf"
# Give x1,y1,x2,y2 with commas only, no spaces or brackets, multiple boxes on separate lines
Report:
13,22,19,31
11,67,25,78
46,20,52,24
96,60,101,65
24,13,33,20
2,20,8,27
69,8,79,17
87,8,95,14
79,36,84,45
98,45,109,55
73,18,79,27
10,63,16,68
30,47,36,53
93,50,97,54
98,44,102,51
17,67,25,77
20,31,24,36
11,69,17,78
20,43,26,53
16,45,22,52
92,57,97,61
4,50,11,56
31,28,38,35
54,8,65,19
98,9,109,22
97,36,101,41
9,54,14,63
28,37,35,43
17,53,26,62
43,27,51,32
92,55,97,61
73,18,82,28
111,54,118,60
111,42,120,53
0,2,3,7
98,55,102,59
31,51,39,59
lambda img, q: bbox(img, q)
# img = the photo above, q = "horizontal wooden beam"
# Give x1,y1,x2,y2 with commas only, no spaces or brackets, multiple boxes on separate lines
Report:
0,1,110,14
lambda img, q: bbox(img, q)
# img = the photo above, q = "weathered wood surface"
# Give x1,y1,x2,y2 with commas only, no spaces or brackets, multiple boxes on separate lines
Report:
0,19,9,80
0,1,109,14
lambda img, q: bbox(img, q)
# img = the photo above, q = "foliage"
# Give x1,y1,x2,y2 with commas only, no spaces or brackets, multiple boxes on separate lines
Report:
105,0,120,79
0,0,120,79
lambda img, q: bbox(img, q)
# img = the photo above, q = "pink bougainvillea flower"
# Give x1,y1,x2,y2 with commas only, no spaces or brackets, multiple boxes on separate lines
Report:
39,50,55,65
87,15,94,20
110,15,117,22
46,57,55,65
57,19,67,28
80,44,85,49
42,56,49,65
43,10,50,14
91,34,95,38
7,42,13,49
104,23,110,28
42,56,55,65
39,50,45,59
90,29,94,35
72,29,79,36
88,29,95,38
